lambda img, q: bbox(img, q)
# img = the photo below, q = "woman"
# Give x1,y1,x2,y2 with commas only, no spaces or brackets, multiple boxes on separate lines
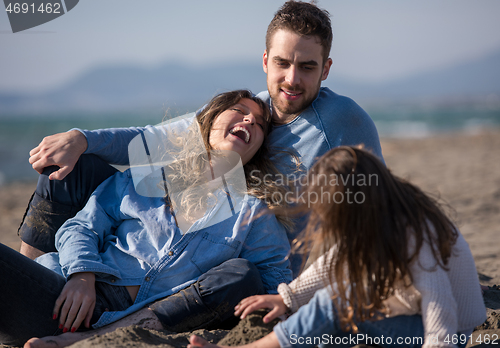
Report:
0,90,293,346
189,146,486,348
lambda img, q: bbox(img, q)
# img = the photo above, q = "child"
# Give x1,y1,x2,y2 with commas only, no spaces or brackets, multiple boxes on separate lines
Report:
189,146,486,348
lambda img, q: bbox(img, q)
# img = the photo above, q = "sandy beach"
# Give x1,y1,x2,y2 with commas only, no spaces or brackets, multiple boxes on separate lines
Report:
1,130,499,347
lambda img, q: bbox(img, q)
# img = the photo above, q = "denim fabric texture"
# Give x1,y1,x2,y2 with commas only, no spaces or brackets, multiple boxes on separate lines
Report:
150,258,265,332
18,154,118,252
35,169,292,328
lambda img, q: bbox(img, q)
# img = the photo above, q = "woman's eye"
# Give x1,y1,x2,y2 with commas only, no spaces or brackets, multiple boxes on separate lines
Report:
258,123,264,130
232,108,243,113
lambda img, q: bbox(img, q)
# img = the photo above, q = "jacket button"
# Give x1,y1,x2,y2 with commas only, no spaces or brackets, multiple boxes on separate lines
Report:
110,279,115,283
168,251,174,256
145,277,151,282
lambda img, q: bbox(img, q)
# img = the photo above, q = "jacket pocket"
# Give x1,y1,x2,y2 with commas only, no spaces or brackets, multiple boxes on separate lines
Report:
191,232,241,274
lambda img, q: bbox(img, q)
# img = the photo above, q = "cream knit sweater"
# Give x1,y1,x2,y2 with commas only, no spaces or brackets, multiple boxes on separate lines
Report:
278,231,486,348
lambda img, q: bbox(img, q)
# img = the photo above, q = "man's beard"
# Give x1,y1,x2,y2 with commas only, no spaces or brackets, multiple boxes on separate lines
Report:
269,82,321,121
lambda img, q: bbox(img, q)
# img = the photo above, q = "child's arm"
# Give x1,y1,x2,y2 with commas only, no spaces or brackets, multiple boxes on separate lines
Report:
233,246,338,325
277,246,337,313
234,294,288,323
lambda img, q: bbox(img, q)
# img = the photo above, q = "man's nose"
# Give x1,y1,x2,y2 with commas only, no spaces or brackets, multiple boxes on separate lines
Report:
285,66,300,86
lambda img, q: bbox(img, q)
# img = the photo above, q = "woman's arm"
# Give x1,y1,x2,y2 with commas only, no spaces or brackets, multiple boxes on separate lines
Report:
52,171,134,331
55,170,131,279
54,272,96,333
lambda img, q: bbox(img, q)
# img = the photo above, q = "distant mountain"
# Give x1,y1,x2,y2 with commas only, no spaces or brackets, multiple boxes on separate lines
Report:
0,62,268,116
327,48,500,104
1,48,500,116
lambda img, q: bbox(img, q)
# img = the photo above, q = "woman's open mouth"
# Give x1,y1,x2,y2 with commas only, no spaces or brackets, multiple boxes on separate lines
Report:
229,126,251,144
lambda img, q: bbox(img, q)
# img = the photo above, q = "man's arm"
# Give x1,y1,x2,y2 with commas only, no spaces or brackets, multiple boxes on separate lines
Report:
29,126,147,180
29,129,88,180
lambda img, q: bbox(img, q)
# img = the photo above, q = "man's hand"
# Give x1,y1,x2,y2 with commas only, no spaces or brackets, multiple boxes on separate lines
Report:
234,294,288,324
54,272,96,333
29,130,88,180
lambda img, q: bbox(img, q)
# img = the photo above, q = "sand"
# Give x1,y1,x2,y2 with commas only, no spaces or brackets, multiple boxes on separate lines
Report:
1,130,499,347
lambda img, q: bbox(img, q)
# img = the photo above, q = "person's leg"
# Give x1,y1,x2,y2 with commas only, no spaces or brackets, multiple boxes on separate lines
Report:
18,154,118,258
150,258,265,332
0,243,67,346
22,259,263,348
353,315,424,348
24,307,163,348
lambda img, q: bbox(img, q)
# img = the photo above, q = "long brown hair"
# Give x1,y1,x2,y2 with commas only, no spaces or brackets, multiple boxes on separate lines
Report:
292,146,458,331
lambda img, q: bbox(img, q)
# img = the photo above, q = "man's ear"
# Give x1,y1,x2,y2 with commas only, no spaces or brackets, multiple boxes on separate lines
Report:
321,58,333,81
263,50,269,74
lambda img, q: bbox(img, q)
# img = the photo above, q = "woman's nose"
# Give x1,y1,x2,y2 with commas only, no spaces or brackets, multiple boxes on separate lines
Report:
243,114,255,125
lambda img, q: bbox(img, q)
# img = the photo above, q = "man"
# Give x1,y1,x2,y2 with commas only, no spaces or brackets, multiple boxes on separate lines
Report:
21,2,383,347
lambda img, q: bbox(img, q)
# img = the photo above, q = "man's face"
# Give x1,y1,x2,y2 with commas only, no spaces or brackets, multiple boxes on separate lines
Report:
263,29,332,124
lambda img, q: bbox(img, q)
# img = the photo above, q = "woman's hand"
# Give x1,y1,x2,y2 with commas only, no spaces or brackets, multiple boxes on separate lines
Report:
54,272,96,332
234,294,288,324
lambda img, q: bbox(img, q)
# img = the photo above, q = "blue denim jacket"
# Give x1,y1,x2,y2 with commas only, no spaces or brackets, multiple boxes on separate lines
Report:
36,169,292,328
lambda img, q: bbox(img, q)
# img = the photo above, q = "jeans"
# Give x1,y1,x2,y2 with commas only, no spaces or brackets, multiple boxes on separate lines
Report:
18,154,118,253
0,243,133,346
13,156,265,342
150,258,265,332
0,243,264,346
275,287,467,348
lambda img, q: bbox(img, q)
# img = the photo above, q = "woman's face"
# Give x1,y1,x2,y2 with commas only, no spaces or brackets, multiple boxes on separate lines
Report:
209,98,267,165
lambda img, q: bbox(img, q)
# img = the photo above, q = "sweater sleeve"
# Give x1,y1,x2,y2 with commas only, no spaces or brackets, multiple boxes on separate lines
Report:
74,126,148,165
278,246,336,313
411,239,458,348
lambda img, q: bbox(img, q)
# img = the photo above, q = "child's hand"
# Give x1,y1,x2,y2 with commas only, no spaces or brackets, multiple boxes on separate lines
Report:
234,294,288,323
53,272,96,333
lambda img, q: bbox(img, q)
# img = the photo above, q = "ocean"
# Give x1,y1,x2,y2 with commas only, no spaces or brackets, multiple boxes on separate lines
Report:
1,105,499,185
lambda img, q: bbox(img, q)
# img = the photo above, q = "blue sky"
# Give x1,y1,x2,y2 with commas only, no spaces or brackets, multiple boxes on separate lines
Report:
1,0,500,93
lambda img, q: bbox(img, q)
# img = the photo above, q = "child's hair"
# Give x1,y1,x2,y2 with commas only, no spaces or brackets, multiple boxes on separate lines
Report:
294,146,458,331
164,90,292,227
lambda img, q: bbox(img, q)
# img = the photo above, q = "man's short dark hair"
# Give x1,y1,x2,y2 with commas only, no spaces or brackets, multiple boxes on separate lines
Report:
266,1,333,63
